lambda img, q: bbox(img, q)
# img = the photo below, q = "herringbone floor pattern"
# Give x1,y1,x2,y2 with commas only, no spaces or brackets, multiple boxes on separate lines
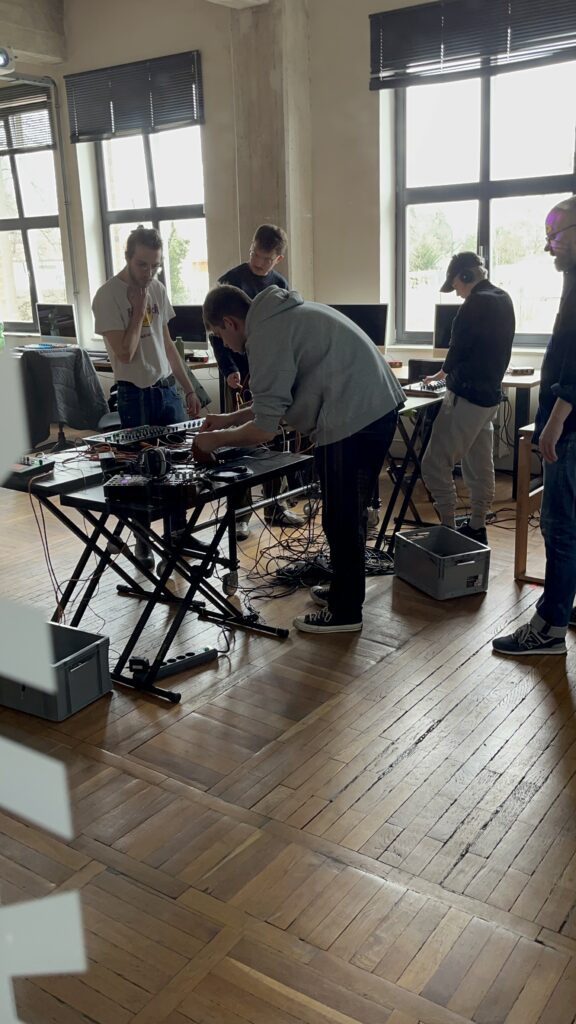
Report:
1,476,575,1024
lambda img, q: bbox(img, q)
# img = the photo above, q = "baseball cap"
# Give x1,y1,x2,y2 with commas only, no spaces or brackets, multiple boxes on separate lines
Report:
440,252,485,293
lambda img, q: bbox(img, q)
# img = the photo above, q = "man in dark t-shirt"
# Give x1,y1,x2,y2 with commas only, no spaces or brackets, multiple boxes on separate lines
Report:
211,224,304,538
494,197,576,656
421,252,515,545
211,224,289,390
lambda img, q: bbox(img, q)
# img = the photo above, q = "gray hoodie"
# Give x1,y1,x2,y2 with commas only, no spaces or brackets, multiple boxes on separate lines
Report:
245,287,405,445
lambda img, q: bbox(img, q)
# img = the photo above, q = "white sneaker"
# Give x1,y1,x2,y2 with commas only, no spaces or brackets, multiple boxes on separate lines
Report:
235,518,251,542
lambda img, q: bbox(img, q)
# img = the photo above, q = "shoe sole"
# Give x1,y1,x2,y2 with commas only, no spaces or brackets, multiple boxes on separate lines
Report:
492,646,567,656
294,620,363,634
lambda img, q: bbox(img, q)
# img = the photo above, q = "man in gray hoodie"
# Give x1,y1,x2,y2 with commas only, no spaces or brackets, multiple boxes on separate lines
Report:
195,284,405,634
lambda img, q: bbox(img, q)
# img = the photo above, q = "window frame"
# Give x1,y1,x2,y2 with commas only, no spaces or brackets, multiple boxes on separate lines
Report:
394,73,576,347
95,130,205,286
0,101,61,332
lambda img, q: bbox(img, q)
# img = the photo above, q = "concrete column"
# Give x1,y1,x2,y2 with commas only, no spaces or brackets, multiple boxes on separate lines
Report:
228,0,314,294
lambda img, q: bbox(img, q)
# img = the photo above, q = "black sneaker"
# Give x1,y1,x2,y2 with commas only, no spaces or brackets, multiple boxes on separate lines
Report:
458,522,488,545
134,538,155,571
293,608,362,634
492,622,567,656
310,584,330,608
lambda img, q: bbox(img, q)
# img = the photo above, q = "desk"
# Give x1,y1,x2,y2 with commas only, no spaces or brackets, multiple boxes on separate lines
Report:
89,352,218,372
514,423,544,586
375,393,443,554
501,372,541,499
24,450,312,703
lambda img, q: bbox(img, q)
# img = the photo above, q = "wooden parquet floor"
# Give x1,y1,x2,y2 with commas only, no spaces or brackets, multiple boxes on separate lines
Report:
1,475,576,1024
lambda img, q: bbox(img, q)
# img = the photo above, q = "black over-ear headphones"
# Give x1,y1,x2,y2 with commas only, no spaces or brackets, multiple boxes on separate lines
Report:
139,448,168,478
459,268,475,284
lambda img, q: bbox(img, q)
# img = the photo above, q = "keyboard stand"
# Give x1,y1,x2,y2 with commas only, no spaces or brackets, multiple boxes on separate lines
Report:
374,396,442,554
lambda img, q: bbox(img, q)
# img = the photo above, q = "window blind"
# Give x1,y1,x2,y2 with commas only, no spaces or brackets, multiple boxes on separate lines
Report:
64,51,204,144
370,0,576,90
0,84,54,152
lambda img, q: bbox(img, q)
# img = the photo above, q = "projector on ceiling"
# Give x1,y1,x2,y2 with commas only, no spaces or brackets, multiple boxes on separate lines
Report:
0,47,15,76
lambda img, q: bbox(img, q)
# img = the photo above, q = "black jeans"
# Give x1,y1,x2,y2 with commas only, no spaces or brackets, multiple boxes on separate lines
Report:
315,409,398,621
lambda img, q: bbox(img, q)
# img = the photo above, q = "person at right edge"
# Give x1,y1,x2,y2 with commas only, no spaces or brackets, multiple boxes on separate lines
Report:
421,251,515,546
494,196,576,657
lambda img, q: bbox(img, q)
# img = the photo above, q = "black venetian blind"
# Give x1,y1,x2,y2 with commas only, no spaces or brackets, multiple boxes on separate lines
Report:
0,84,54,153
64,50,204,143
370,0,576,90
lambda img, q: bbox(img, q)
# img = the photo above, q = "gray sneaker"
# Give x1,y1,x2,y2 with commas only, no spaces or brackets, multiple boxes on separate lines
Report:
492,622,567,656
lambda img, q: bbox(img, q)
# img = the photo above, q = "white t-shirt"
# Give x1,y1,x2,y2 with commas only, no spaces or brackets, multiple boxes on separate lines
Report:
92,275,174,388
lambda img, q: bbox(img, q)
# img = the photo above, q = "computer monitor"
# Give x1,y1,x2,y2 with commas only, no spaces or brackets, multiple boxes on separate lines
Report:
432,303,460,358
328,304,388,346
168,305,207,344
36,303,77,340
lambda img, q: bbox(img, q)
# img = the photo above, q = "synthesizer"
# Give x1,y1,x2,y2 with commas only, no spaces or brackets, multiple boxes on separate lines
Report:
85,418,205,447
403,380,447,396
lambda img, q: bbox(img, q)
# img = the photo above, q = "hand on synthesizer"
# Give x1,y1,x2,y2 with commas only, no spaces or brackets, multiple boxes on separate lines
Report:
199,413,229,432
192,432,218,464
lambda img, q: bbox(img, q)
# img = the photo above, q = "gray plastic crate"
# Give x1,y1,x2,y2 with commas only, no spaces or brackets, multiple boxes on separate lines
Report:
394,525,490,600
0,623,111,721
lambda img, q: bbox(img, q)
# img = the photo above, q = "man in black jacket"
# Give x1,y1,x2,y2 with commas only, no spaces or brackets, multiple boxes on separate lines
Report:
494,197,576,656
211,224,304,538
421,252,515,544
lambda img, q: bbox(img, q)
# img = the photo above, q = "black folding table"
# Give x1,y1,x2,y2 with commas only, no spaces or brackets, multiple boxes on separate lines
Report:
13,450,312,703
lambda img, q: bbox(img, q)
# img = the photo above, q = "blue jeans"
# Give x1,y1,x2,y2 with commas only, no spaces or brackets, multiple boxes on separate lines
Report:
536,432,576,629
117,380,187,536
116,380,186,428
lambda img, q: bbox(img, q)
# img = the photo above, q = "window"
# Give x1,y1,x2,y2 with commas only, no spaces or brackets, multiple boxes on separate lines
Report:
65,51,207,306
0,88,66,331
394,61,576,344
97,125,208,303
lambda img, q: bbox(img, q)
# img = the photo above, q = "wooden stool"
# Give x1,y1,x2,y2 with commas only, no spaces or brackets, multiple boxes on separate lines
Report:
514,423,544,585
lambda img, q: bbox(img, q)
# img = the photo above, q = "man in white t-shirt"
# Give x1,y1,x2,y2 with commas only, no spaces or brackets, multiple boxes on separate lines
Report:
92,224,201,427
92,225,202,567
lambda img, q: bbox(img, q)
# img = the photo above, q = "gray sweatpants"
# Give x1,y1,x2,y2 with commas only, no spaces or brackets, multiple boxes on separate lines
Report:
421,390,498,528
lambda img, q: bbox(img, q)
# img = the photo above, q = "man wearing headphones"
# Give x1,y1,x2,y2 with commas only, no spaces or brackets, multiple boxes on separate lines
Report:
421,252,515,544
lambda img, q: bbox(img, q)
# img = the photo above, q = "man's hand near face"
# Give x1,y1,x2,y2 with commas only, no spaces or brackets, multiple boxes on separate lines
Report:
127,285,148,321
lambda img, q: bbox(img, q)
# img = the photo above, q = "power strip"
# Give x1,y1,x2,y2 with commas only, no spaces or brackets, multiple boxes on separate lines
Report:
21,454,52,467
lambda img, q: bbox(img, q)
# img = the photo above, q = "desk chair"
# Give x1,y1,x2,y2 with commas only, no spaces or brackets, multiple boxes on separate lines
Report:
97,384,121,433
407,358,444,383
19,347,109,450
